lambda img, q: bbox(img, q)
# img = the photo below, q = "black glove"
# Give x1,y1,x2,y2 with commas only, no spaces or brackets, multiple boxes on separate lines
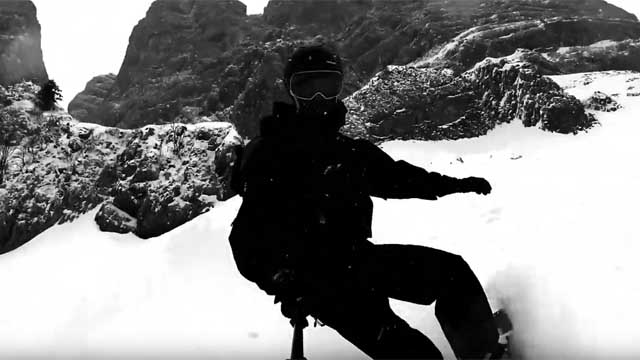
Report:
272,268,296,291
269,269,309,321
277,295,309,324
257,268,295,296
461,177,492,195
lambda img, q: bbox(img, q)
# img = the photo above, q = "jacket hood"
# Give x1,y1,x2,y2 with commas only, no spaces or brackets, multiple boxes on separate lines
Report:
259,100,347,138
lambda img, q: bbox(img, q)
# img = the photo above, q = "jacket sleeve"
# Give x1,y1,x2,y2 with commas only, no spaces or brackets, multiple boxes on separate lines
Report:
229,144,245,196
228,136,295,294
356,139,467,200
229,137,273,198
229,202,283,295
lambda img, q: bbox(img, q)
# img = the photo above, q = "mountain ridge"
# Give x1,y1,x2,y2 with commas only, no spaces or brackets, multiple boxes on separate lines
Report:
68,0,640,139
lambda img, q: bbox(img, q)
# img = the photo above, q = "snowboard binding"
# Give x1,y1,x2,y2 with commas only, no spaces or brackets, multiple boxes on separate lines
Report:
487,309,514,360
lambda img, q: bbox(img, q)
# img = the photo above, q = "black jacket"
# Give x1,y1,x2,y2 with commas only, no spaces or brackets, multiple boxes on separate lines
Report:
228,100,469,294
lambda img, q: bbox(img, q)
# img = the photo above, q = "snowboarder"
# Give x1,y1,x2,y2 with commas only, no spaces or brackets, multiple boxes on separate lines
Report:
229,44,506,360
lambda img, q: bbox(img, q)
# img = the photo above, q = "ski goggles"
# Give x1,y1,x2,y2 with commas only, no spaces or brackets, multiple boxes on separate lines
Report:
289,70,343,100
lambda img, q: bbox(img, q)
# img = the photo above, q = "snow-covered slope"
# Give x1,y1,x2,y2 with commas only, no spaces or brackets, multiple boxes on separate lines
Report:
1,71,639,359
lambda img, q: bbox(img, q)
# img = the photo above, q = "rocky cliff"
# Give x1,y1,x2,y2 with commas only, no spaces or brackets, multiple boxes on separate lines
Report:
0,0,48,86
541,39,640,74
70,0,640,139
69,0,263,130
414,17,640,71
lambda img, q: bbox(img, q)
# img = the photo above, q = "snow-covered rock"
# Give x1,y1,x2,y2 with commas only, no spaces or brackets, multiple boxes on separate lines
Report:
583,91,622,112
0,82,242,253
343,49,596,141
94,203,137,234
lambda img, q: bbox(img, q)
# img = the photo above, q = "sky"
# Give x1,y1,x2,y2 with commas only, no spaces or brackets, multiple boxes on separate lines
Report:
31,0,639,110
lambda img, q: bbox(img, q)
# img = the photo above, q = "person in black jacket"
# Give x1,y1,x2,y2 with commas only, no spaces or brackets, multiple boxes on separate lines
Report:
229,45,504,360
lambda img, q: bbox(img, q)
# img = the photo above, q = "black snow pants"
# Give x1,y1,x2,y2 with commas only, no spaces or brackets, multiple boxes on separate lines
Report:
300,243,500,360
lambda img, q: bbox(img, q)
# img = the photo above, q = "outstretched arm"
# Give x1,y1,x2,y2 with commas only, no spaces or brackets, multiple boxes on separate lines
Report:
357,139,491,200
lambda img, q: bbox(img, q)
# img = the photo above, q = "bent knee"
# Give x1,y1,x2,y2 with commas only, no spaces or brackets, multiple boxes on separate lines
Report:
375,318,443,359
444,254,479,288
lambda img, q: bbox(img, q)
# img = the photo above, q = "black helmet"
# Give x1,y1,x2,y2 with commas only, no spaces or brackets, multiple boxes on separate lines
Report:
284,45,344,101
283,45,343,90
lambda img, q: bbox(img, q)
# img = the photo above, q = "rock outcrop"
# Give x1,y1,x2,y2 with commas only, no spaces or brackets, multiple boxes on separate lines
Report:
344,49,596,141
0,82,241,254
0,0,48,86
67,74,116,122
94,203,138,234
89,0,259,130
70,0,640,139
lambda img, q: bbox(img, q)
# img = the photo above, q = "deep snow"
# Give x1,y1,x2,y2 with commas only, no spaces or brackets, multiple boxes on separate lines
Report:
1,71,639,359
